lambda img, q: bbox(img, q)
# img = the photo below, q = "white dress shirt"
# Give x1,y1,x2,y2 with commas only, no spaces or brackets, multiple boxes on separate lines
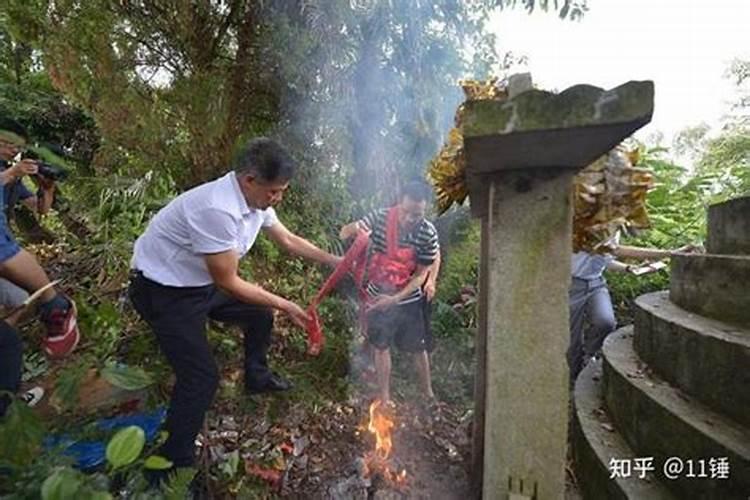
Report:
132,171,277,286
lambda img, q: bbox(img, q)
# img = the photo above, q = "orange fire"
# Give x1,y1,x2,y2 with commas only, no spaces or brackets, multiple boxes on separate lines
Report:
365,400,408,487
368,400,394,459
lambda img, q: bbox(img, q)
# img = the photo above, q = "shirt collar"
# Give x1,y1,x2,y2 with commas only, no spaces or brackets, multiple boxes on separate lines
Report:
228,172,253,216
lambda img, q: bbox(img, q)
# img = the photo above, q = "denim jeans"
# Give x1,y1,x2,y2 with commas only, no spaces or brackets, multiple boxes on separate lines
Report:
567,277,616,383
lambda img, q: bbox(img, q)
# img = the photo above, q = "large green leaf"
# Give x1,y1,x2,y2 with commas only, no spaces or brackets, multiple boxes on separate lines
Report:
101,363,154,391
41,468,82,500
106,425,145,469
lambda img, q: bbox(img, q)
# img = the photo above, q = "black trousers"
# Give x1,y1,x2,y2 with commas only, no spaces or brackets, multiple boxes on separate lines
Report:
0,320,22,417
128,272,274,466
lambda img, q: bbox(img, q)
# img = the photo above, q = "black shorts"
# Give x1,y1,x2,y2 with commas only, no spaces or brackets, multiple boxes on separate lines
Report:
367,299,427,353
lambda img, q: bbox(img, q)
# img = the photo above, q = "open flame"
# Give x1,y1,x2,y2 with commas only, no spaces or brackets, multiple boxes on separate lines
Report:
368,400,394,459
364,400,408,488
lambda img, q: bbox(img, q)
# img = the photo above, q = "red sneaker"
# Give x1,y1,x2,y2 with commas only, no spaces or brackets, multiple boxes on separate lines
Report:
42,298,80,359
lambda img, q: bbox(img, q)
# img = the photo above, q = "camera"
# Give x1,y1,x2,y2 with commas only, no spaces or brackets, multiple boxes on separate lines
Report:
19,150,69,182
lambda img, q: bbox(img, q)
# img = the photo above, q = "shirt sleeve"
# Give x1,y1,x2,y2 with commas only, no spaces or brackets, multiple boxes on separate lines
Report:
186,207,239,254
359,209,384,231
416,221,439,266
261,207,278,228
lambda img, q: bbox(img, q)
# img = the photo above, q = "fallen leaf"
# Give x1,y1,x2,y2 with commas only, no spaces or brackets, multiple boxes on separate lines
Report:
246,462,282,488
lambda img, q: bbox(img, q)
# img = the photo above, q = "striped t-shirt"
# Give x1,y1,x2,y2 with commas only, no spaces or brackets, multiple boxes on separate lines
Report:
360,208,440,304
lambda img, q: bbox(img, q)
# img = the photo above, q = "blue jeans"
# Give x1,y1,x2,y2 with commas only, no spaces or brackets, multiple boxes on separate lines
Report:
0,185,21,264
567,277,616,382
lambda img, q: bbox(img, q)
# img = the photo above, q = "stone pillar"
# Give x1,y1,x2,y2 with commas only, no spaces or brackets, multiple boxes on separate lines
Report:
465,79,654,499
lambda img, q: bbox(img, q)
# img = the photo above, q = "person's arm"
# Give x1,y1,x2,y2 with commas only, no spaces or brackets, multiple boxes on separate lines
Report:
613,245,669,260
31,177,55,215
0,160,37,185
264,221,341,267
339,220,368,240
204,250,310,327
423,249,441,301
606,259,631,273
368,264,432,311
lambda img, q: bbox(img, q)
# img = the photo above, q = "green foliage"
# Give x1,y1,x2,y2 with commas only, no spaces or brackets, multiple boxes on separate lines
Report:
162,468,197,500
492,0,588,19
40,468,112,500
100,363,154,392
143,455,173,471
435,208,480,303
53,361,89,411
105,425,145,470
78,301,123,362
0,399,45,469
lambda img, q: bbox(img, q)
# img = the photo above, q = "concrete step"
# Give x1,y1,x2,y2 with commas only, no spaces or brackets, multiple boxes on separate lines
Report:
572,359,675,499
669,253,750,327
633,291,750,428
602,327,750,499
707,196,750,255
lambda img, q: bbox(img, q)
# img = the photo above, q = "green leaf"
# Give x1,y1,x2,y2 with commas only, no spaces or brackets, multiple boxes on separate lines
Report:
0,398,46,467
144,454,174,470
41,468,82,500
106,425,145,469
101,363,154,390
89,492,114,500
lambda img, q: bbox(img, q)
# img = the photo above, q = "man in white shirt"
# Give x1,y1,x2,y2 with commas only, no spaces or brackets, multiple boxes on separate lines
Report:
129,137,340,472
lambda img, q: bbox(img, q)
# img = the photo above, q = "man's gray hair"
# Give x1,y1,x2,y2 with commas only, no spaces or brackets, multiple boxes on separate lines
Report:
233,137,297,182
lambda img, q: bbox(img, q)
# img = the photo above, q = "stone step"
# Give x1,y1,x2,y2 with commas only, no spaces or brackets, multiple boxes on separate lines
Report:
572,359,675,499
633,291,750,428
602,327,750,499
669,253,750,327
707,196,750,255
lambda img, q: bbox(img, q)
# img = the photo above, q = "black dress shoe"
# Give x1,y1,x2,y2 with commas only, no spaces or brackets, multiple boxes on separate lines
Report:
246,374,293,395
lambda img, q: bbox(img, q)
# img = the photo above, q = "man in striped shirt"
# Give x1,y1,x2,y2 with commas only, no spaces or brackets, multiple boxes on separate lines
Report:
340,181,440,404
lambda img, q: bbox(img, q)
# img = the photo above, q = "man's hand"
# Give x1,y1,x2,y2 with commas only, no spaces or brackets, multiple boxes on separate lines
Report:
9,160,38,179
367,294,399,312
329,255,344,268
280,299,311,328
339,220,371,240
423,279,437,302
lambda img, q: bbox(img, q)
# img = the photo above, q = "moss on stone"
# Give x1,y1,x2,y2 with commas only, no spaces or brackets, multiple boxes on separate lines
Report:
463,81,654,138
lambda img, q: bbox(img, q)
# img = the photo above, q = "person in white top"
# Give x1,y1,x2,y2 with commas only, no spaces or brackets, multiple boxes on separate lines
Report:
129,137,341,476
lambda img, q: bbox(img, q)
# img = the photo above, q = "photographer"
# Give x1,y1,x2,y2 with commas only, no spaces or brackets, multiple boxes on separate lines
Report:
0,127,79,359
0,129,57,219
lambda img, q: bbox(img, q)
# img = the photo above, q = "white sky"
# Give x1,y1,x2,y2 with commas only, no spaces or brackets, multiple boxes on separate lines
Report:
488,0,750,145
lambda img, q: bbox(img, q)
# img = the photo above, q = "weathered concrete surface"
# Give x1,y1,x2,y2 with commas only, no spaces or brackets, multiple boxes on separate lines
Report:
572,359,674,500
462,81,654,180
463,82,654,137
463,81,655,219
603,328,750,500
707,196,750,255
470,217,490,496
634,291,750,428
669,253,750,327
482,170,572,500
